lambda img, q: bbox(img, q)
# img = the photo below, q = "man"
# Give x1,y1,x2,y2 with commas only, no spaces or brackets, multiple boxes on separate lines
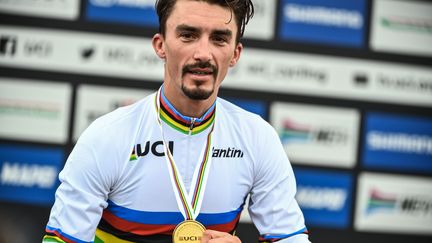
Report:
43,0,311,242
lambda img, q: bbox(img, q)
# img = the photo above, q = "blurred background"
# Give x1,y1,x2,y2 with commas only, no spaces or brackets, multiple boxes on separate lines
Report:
0,0,431,242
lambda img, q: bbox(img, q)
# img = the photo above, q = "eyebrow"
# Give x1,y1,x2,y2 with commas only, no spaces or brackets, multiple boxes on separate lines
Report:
212,29,233,39
176,24,233,38
176,24,199,33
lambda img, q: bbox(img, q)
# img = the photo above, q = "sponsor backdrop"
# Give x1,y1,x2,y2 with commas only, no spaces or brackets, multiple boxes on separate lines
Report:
0,0,431,242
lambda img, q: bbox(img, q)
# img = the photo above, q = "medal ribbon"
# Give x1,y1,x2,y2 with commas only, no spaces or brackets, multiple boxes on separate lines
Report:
154,87,215,221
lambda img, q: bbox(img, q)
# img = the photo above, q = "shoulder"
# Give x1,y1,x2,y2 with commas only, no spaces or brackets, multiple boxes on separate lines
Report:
79,92,156,143
216,98,283,156
216,97,274,132
95,93,155,129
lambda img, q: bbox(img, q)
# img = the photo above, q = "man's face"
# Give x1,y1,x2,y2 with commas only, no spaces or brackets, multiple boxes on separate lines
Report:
153,0,242,101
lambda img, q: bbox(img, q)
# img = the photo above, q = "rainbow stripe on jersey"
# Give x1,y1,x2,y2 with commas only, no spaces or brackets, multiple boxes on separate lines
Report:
158,88,215,135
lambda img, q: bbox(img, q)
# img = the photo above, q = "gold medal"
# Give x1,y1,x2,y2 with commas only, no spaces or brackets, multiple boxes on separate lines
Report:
172,220,206,243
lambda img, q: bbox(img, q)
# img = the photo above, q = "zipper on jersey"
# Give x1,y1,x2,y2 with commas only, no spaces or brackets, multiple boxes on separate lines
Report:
189,118,196,135
185,118,196,189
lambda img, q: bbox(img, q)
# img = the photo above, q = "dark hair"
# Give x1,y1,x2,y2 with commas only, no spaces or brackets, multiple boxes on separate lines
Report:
155,0,254,43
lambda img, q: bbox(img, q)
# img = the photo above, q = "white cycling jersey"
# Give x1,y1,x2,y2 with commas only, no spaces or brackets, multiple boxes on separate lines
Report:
43,89,309,243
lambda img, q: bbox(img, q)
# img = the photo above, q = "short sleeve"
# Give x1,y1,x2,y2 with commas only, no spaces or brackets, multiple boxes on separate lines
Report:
248,122,310,243
44,123,116,242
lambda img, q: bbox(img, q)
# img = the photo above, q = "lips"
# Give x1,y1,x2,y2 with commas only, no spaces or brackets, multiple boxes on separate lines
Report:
188,68,213,76
182,62,217,79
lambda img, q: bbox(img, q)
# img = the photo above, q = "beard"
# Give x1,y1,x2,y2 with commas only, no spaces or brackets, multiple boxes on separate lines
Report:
181,83,214,100
181,61,218,100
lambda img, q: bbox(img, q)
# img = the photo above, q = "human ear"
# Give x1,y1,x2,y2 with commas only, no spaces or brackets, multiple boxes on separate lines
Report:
152,33,166,59
229,42,243,67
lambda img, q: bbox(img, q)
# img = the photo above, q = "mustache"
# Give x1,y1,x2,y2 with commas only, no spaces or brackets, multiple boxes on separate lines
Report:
182,61,218,77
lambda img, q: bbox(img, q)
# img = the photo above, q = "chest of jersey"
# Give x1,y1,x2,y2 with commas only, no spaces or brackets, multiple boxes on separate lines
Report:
109,121,253,216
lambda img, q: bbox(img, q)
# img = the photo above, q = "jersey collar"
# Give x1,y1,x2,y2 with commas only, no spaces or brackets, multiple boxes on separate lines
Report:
158,86,216,135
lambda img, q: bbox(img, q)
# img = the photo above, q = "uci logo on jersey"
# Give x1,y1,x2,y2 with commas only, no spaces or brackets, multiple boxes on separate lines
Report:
129,141,174,161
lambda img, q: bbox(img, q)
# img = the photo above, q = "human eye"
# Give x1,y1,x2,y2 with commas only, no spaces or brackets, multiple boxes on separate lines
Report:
179,31,196,41
212,35,228,45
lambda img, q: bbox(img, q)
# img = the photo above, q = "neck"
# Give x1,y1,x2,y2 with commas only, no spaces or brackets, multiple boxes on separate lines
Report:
173,99,212,118
162,85,215,118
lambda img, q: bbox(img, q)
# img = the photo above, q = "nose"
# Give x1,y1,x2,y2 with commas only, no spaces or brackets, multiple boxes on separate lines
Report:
193,38,212,63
